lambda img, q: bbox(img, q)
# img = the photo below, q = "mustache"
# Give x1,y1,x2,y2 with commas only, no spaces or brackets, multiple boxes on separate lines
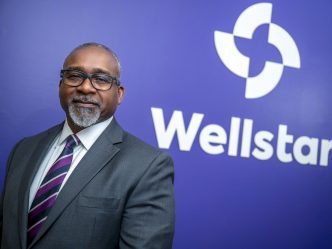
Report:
70,95,101,107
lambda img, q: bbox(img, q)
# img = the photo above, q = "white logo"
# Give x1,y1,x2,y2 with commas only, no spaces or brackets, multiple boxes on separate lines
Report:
214,2,301,99
151,107,332,167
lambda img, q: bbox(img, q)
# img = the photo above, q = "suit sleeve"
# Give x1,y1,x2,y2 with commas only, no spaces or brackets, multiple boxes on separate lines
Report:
119,152,175,249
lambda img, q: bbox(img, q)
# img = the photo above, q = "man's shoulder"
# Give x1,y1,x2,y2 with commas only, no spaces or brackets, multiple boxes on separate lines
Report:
121,129,165,157
118,130,172,167
15,123,63,149
109,119,171,160
23,123,63,141
116,129,174,182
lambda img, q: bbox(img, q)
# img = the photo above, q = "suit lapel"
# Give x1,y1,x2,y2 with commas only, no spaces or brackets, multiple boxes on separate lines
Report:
29,119,124,248
18,124,63,249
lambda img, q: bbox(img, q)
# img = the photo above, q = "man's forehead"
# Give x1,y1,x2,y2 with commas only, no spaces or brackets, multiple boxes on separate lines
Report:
63,46,119,75
65,46,115,63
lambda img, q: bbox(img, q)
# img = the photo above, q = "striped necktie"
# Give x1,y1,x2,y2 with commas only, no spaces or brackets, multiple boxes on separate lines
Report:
27,134,80,246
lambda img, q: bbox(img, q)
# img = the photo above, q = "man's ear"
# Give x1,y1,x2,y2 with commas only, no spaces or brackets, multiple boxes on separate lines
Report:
117,86,125,105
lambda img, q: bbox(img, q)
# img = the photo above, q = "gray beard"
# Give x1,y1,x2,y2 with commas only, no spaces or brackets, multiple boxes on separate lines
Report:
68,96,101,128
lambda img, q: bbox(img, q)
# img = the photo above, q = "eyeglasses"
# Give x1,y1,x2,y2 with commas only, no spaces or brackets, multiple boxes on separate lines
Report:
60,69,120,91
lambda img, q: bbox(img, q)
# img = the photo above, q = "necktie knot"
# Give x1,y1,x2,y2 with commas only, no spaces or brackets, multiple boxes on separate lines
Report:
65,134,81,149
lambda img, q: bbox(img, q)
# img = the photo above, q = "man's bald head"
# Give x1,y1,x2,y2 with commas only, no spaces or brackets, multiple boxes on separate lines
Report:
63,42,121,78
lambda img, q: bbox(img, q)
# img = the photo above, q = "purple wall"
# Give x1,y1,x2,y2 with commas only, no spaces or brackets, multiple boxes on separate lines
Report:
1,0,332,248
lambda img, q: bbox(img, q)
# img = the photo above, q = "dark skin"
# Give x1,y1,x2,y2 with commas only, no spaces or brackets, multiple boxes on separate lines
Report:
59,46,125,133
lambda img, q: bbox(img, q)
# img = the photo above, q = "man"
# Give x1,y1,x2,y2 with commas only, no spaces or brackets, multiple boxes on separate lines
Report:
0,43,175,249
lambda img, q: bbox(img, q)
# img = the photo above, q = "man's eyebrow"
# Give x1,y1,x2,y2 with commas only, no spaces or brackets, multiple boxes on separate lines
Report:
63,67,111,75
92,69,112,75
63,66,83,71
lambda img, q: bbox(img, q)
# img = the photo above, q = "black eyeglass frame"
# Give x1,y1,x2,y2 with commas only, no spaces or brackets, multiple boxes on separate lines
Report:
60,69,121,91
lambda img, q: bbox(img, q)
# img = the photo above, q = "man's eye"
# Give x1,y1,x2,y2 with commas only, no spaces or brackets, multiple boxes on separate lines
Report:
93,76,110,84
67,74,83,81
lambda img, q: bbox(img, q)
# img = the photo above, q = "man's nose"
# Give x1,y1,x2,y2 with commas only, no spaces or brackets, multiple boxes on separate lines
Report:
76,77,97,94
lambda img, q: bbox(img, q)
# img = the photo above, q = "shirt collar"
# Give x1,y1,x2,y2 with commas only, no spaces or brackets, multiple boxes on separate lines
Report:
58,116,113,150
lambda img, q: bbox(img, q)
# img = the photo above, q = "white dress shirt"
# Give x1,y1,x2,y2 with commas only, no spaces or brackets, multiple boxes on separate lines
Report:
28,117,113,209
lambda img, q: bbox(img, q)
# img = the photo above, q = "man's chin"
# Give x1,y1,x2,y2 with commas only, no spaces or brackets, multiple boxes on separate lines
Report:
68,108,101,128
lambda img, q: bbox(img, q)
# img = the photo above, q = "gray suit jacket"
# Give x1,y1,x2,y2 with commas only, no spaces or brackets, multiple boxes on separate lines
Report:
0,119,175,249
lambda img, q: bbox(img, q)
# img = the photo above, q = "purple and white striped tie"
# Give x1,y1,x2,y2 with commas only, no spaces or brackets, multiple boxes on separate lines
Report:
27,134,80,246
